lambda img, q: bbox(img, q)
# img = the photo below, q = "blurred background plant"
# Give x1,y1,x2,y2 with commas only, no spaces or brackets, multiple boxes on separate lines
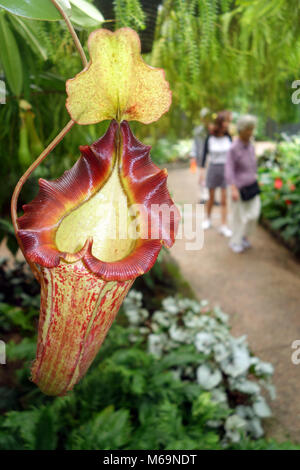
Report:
258,135,300,254
146,0,300,139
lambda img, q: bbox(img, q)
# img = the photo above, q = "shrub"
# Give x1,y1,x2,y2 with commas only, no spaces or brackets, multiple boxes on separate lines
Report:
147,137,192,165
258,135,300,252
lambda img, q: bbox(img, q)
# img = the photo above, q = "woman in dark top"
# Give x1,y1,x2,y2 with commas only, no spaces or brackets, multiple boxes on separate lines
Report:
199,111,232,237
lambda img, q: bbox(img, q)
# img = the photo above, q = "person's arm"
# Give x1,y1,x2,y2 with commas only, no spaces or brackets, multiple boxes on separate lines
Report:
198,135,209,184
226,131,232,142
230,183,239,201
201,135,209,168
225,146,239,201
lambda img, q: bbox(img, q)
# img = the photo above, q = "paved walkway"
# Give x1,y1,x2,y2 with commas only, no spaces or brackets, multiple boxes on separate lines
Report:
167,164,300,443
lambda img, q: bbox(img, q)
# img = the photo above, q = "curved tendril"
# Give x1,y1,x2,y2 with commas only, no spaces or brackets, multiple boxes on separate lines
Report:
11,120,75,282
11,2,88,281
50,0,88,68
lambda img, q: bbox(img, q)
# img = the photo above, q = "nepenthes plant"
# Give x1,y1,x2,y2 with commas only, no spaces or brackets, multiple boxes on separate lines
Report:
11,1,179,396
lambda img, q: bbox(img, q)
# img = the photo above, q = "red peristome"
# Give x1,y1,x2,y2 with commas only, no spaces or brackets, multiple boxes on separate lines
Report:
120,121,179,248
17,120,180,281
18,120,118,267
84,239,162,281
31,260,133,396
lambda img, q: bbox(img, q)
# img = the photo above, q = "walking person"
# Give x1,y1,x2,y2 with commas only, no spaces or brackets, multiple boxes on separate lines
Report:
190,108,212,203
200,111,232,237
225,114,261,253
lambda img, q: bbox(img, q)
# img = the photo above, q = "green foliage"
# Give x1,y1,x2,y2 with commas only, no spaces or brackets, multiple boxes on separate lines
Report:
68,0,104,28
0,0,103,26
0,258,40,333
258,136,300,253
146,137,191,165
1,318,298,450
114,0,146,31
0,11,23,96
124,291,276,442
0,323,225,450
0,1,103,96
230,439,300,451
69,406,132,450
149,0,300,136
0,303,36,332
0,0,61,21
6,337,37,361
2,406,58,450
0,219,19,255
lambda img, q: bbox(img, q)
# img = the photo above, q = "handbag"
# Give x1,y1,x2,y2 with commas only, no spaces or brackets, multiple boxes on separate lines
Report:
239,180,260,201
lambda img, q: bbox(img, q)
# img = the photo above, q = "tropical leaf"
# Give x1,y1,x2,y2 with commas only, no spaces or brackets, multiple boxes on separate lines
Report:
6,337,37,361
0,12,23,96
69,0,104,28
8,15,48,60
68,406,132,450
0,0,65,21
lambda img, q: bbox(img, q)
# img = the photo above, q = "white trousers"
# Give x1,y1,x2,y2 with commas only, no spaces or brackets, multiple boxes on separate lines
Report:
230,195,261,245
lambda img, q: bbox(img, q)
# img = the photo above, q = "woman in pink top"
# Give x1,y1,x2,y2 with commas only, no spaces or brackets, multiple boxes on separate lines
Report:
225,115,261,253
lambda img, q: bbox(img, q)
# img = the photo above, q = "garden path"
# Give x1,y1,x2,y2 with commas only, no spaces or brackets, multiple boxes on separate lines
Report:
167,149,300,443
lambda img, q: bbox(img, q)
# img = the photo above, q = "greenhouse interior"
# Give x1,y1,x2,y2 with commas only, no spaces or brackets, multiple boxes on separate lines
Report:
0,0,300,455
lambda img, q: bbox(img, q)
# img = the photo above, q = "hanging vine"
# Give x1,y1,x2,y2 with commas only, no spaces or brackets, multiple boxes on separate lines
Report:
114,0,146,31
147,0,300,130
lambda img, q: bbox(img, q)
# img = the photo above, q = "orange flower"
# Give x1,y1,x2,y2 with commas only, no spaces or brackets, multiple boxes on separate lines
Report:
190,158,197,174
274,178,283,189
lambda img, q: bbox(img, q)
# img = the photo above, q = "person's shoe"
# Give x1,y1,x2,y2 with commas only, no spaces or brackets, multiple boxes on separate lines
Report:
202,219,211,230
219,225,232,237
242,237,252,249
229,242,244,253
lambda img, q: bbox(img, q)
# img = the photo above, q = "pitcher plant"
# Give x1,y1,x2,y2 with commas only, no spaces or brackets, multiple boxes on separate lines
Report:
11,3,179,396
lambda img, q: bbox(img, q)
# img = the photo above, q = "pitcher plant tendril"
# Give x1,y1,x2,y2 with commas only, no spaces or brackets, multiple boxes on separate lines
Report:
11,23,179,396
